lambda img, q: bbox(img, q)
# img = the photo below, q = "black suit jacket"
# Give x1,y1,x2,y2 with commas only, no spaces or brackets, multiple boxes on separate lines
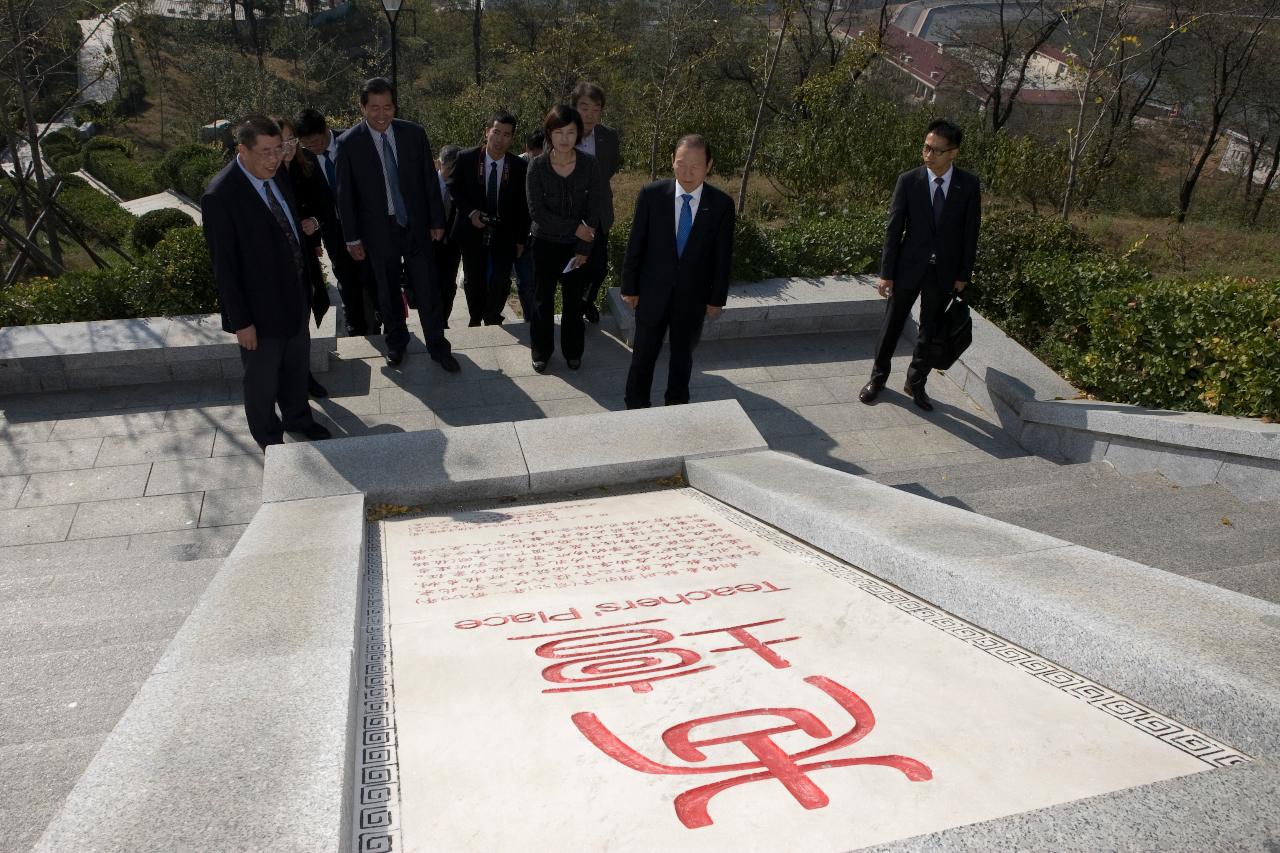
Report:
445,146,531,250
201,159,310,337
283,157,331,324
334,119,445,260
880,165,981,290
622,180,735,327
583,124,620,230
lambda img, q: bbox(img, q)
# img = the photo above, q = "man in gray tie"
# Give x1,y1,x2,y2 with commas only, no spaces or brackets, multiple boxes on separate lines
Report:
335,77,459,370
861,119,981,412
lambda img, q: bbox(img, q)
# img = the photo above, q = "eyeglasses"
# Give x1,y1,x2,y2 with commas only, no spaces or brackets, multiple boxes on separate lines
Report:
922,143,957,156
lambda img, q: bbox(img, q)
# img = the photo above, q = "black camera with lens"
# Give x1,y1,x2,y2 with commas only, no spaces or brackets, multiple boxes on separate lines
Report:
478,212,502,247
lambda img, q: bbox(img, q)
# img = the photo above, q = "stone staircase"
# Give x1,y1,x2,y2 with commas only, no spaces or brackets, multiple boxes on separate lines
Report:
867,456,1280,605
0,540,232,852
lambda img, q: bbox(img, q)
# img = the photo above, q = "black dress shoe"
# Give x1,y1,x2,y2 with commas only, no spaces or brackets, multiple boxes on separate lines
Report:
583,301,600,324
287,422,331,441
532,360,548,373
434,353,461,373
566,358,581,370
386,348,405,366
858,380,884,405
308,375,328,398
905,383,934,412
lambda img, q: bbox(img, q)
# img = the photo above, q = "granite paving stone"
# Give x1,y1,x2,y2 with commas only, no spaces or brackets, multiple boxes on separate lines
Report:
18,463,152,508
379,381,485,413
161,404,249,432
857,448,1003,474
127,524,247,559
1,641,169,703
866,423,977,457
47,409,168,441
0,437,102,476
0,536,131,572
145,453,263,495
0,504,78,546
0,474,27,509
0,417,56,444
199,487,261,527
434,403,543,427
1193,560,1280,604
734,378,839,410
94,428,215,466
0,736,103,853
68,493,203,539
210,428,264,457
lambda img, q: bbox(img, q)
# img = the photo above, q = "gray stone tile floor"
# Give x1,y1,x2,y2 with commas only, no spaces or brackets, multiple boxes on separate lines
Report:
0,315,1020,851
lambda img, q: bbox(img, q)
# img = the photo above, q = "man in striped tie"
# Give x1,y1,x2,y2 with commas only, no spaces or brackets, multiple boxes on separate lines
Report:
620,135,735,410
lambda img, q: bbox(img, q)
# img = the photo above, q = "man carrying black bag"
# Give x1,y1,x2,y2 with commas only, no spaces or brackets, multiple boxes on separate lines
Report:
860,119,981,412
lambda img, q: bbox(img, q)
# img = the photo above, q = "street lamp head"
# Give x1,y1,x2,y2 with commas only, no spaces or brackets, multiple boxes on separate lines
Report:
381,0,403,15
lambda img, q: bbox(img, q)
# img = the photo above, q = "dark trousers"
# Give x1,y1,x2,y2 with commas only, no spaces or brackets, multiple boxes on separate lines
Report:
625,305,705,409
435,238,461,327
513,248,537,322
321,222,377,335
461,244,515,326
871,269,950,388
531,239,585,363
369,220,451,358
239,323,313,448
582,228,610,307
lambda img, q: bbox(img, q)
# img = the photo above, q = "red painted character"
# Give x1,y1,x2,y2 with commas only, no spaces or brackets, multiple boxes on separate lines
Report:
572,675,932,828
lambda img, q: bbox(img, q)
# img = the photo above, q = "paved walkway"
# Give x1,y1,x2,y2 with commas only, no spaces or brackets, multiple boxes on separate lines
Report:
0,317,1019,851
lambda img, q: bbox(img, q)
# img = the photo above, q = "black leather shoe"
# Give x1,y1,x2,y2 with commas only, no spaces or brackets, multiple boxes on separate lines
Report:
386,348,405,366
434,353,461,373
308,375,328,398
905,383,934,412
583,301,600,324
566,358,581,370
858,380,884,405
532,360,548,373
288,422,331,441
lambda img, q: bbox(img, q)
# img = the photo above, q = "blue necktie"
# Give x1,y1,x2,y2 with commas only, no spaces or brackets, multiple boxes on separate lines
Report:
321,150,337,191
380,131,408,227
676,193,693,257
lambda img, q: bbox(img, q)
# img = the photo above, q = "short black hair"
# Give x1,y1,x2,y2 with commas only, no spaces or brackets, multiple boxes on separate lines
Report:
674,134,713,165
438,144,462,170
525,129,545,153
571,81,606,109
295,108,329,138
487,109,517,133
361,77,397,107
926,119,963,148
543,105,583,143
235,115,280,148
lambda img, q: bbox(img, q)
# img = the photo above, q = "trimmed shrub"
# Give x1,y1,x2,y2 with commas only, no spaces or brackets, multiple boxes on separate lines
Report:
1070,277,1280,419
41,128,84,175
83,137,161,200
123,226,218,317
767,207,883,278
0,269,132,326
154,143,226,200
131,207,196,252
56,174,137,244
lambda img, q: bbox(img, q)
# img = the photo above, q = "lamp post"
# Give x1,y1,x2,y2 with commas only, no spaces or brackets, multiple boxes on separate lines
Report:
381,0,403,90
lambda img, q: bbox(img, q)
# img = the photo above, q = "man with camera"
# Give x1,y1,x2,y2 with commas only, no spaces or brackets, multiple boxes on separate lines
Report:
447,110,530,326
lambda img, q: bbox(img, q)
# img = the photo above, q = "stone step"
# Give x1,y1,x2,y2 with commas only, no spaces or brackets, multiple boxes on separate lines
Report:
1192,560,1280,605
952,472,1152,515
866,454,1052,488
888,459,1117,499
1094,528,1280,577
989,482,1245,535
0,525,244,571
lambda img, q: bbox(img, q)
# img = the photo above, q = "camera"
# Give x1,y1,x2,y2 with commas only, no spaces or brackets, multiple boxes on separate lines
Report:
479,212,502,247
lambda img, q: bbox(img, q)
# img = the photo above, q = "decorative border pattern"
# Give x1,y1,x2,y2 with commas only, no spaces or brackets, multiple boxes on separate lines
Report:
351,523,403,853
685,489,1253,768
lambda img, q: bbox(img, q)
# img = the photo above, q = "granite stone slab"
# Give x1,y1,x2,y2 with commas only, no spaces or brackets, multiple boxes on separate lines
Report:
262,421,527,505
68,493,203,540
197,487,261,527
126,524,246,560
145,453,263,495
1103,436,1226,484
685,450,1280,759
18,463,152,507
94,429,215,467
0,504,78,547
516,399,768,492
0,475,27,510
46,409,169,441
0,437,103,476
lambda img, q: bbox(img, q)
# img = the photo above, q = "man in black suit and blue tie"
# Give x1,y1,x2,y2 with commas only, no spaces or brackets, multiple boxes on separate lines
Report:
335,77,460,371
201,115,331,450
621,135,735,409
861,119,981,412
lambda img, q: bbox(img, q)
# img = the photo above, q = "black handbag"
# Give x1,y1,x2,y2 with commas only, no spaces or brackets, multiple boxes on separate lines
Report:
924,290,972,370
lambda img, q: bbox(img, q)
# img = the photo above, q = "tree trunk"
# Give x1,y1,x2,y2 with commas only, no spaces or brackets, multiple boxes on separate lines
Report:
738,8,790,215
1249,140,1280,226
1060,0,1107,222
1177,114,1224,224
473,0,483,85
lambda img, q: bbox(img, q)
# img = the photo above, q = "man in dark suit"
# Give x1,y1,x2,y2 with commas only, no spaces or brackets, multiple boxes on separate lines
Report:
294,108,379,338
447,110,530,326
621,135,734,409
435,143,463,326
201,115,331,450
861,119,981,412
573,81,621,325
334,77,460,370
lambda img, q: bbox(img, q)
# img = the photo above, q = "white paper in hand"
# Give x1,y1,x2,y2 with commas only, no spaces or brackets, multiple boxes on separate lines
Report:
561,256,579,274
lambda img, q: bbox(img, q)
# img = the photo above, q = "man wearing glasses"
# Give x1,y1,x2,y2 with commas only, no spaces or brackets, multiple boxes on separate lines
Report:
860,119,981,412
201,115,331,450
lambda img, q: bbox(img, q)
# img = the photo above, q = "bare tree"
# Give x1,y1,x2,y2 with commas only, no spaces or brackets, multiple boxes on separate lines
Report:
739,3,794,213
473,0,483,84
956,0,1069,133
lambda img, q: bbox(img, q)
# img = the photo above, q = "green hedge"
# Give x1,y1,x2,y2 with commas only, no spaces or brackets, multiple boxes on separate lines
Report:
41,128,85,175
154,143,226,200
83,137,161,200
56,174,137,244
131,207,196,252
0,227,216,326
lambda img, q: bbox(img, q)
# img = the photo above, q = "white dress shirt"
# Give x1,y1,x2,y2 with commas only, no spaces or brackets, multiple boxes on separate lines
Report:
928,164,954,209
673,180,704,237
235,155,299,244
576,129,597,157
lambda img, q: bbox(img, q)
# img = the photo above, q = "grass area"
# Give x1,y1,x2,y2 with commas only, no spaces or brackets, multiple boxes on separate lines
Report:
1078,212,1280,282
